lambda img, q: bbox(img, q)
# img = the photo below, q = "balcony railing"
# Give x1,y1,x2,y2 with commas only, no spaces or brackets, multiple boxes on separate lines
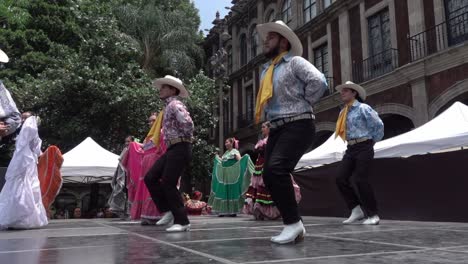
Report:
408,10,468,62
352,48,399,83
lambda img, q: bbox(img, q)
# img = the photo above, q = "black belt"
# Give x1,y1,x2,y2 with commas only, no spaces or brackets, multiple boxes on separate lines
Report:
167,137,192,147
270,113,315,129
347,137,371,145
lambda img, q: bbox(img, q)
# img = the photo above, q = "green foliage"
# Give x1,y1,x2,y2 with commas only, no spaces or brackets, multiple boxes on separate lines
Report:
115,0,204,78
186,71,218,184
0,0,159,152
0,0,31,29
0,0,216,186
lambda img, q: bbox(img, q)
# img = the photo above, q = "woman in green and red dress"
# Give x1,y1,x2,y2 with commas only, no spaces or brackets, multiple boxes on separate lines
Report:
208,138,253,217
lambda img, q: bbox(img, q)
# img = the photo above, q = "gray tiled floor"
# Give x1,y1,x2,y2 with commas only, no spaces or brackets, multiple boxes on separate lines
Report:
1,216,468,263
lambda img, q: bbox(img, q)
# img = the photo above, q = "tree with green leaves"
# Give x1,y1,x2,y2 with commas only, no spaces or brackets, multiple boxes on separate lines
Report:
184,71,218,192
115,0,204,78
0,0,159,152
0,0,216,188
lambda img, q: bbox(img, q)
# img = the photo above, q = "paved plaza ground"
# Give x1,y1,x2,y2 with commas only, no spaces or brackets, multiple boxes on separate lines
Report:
1,215,468,263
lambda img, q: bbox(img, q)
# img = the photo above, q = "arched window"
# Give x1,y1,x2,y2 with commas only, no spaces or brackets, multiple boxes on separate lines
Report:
250,26,258,58
240,34,247,66
282,0,292,23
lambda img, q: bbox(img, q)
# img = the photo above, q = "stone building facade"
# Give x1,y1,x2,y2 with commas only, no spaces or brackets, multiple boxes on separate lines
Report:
204,0,468,154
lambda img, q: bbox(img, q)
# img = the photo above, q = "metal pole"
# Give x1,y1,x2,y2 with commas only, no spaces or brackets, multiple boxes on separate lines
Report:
217,21,225,154
211,11,230,154
218,77,224,153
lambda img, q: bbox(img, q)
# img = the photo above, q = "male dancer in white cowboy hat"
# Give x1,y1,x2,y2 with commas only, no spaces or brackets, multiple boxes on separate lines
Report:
0,48,21,168
334,81,384,225
255,20,327,244
144,75,193,232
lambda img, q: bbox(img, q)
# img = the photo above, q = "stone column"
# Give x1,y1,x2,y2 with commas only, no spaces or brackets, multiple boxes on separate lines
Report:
232,81,239,131
232,24,239,71
433,0,446,25
433,0,448,50
411,78,429,127
339,10,352,82
407,0,426,36
327,22,334,79
257,0,264,24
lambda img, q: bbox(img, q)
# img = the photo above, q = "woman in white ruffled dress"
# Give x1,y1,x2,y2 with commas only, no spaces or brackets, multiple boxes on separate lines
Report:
0,116,48,229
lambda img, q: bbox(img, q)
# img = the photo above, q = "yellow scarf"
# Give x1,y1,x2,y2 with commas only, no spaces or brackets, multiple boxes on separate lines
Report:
255,51,289,124
335,99,355,141
145,111,164,146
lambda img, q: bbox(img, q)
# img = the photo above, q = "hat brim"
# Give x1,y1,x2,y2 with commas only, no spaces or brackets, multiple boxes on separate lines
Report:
336,83,367,100
153,78,189,98
0,49,9,63
257,22,303,57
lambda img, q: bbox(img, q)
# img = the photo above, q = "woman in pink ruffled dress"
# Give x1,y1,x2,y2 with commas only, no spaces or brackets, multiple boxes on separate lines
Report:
124,113,166,224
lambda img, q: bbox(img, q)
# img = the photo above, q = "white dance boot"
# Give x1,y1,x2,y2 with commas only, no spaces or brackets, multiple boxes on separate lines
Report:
343,205,365,224
362,215,380,225
270,221,306,244
156,212,174,226
166,224,191,232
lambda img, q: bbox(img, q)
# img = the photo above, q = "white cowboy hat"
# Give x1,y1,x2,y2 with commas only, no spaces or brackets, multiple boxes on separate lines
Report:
256,20,303,57
152,75,189,98
0,48,9,63
336,81,367,100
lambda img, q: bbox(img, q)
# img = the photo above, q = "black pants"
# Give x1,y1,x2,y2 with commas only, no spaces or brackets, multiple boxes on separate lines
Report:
144,142,192,225
263,119,315,225
336,140,378,216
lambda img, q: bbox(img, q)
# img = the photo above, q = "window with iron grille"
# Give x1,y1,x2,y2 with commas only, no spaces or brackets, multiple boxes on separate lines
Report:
251,27,258,59
240,34,247,66
314,44,329,77
282,0,292,23
367,9,393,76
304,0,317,23
445,0,468,46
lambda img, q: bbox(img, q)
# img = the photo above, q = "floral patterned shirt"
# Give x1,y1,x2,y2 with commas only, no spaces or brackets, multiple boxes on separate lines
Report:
261,52,328,121
344,100,384,142
163,96,194,144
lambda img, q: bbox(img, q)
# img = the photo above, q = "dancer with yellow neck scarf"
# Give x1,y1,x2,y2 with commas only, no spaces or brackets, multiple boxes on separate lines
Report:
255,21,327,244
144,75,193,232
334,81,384,226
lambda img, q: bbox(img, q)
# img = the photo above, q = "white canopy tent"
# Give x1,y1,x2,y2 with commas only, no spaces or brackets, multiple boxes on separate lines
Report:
374,101,468,158
61,137,119,183
296,101,468,169
295,132,346,169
